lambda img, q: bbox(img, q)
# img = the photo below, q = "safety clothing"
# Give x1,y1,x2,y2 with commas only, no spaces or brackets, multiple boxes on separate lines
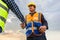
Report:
25,12,42,37
0,0,8,32
28,2,36,8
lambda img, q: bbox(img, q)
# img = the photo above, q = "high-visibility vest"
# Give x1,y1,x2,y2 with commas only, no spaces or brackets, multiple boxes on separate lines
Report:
25,12,42,37
0,0,8,32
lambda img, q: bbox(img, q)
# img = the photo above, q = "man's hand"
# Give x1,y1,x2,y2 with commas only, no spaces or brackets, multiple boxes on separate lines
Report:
20,23,25,29
39,26,47,33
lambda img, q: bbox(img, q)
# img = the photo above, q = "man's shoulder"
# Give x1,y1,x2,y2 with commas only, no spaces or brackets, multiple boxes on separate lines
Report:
35,12,43,16
38,12,42,14
25,13,30,18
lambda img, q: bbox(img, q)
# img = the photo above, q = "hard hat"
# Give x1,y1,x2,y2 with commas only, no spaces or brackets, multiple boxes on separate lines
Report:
28,2,36,8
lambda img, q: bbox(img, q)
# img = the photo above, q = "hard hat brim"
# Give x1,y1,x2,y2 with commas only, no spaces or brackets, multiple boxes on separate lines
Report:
28,4,36,8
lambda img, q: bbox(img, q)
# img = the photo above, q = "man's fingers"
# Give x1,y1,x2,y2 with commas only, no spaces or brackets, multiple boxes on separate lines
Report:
20,23,25,29
39,26,46,33
40,26,47,30
39,29,45,33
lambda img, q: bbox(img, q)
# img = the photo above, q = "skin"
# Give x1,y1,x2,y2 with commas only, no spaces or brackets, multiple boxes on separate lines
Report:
20,23,25,29
21,5,47,33
39,26,47,33
29,6,36,13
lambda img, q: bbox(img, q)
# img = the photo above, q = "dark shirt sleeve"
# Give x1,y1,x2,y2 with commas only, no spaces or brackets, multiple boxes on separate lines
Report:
2,0,25,23
41,14,48,29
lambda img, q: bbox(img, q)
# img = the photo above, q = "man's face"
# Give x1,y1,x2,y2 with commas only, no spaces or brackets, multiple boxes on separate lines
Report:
29,6,35,12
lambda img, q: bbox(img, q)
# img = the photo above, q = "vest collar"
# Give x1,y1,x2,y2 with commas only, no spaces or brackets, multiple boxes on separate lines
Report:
29,11,36,16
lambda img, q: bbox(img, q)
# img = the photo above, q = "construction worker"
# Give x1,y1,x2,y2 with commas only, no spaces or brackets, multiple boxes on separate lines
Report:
0,0,25,33
21,2,48,40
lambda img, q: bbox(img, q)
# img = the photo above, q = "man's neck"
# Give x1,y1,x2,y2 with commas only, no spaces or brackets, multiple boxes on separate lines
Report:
30,11,36,13
30,11,36,16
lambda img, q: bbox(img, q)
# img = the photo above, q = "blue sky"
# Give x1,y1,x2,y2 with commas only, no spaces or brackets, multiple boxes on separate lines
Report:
5,0,60,31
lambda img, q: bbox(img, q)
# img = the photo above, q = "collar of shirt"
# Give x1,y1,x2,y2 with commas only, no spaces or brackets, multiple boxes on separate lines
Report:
29,11,36,16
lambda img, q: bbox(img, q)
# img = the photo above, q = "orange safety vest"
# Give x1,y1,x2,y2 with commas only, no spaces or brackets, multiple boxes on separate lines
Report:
26,12,42,23
25,12,42,37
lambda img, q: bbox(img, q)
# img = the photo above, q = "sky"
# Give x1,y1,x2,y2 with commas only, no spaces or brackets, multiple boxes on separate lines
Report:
5,0,60,32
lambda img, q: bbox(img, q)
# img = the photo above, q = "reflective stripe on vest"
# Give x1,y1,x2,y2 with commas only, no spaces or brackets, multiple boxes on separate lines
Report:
0,0,8,32
0,16,6,23
26,27,37,31
0,3,8,12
